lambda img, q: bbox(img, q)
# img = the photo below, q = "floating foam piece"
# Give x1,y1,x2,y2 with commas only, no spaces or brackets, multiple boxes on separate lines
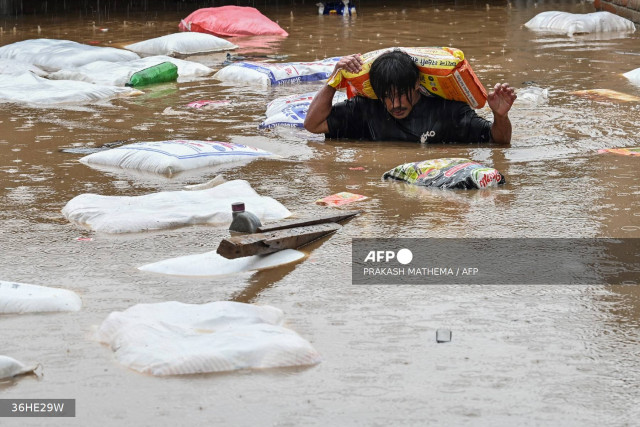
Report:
79,140,272,175
383,158,505,189
0,73,142,105
0,38,139,72
0,356,38,380
49,56,213,87
213,58,339,86
0,58,47,76
96,301,321,375
125,32,237,56
524,11,636,36
0,280,82,313
623,68,640,86
139,248,304,276
62,179,291,234
571,89,640,102
260,91,347,129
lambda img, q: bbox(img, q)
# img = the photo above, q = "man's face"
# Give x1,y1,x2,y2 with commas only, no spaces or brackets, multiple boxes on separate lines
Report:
382,85,421,119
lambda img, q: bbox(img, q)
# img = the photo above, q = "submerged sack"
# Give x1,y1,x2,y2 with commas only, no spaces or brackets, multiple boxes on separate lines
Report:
524,11,636,36
260,91,347,129
383,158,505,189
328,47,487,108
79,140,273,175
179,6,288,37
125,32,237,56
214,58,339,86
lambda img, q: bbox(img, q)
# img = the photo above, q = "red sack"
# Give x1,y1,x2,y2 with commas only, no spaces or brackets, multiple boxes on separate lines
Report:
179,6,288,37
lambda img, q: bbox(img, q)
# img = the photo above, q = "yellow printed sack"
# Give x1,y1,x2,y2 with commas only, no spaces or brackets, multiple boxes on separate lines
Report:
327,47,487,109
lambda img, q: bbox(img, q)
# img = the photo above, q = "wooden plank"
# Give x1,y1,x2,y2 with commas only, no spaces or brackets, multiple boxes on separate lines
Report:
217,223,341,259
256,210,361,232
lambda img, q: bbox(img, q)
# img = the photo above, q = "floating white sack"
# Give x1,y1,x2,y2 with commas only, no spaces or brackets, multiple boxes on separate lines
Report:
96,301,321,375
0,38,139,72
0,58,47,76
79,140,272,175
0,356,38,380
139,248,305,276
623,68,640,86
125,32,238,56
62,179,291,234
260,90,347,129
0,73,141,105
524,11,636,36
0,280,82,313
213,58,339,86
49,55,213,86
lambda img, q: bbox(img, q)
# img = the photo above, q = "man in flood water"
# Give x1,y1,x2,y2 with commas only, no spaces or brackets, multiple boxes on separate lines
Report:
304,50,516,144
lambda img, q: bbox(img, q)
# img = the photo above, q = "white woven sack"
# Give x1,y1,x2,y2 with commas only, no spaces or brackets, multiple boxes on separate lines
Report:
524,11,636,36
213,58,339,86
0,280,82,313
0,38,139,72
0,73,141,105
96,301,321,375
125,32,237,56
0,58,47,76
79,140,272,175
49,56,213,86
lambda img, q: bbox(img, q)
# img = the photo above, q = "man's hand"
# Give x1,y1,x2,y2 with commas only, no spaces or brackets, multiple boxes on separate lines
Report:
304,54,362,134
334,54,364,74
487,83,516,117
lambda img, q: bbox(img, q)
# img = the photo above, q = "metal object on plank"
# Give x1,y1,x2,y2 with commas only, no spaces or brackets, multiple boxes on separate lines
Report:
217,223,341,259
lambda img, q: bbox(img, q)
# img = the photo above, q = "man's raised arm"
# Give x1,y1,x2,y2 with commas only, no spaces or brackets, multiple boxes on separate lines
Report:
304,54,363,134
487,82,517,145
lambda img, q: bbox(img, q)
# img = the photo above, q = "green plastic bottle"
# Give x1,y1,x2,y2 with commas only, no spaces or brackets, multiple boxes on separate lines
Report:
125,62,178,87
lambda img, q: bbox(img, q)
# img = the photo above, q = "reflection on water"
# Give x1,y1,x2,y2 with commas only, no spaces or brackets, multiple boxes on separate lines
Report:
0,1,639,425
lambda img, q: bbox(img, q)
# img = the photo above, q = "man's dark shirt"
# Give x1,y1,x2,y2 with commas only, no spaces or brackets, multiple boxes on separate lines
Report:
326,93,492,143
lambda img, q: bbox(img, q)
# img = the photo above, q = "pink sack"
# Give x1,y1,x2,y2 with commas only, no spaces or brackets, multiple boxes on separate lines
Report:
179,6,288,37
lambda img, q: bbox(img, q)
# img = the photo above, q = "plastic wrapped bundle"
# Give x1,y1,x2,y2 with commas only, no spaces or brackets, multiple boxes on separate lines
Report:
524,11,636,36
383,158,505,189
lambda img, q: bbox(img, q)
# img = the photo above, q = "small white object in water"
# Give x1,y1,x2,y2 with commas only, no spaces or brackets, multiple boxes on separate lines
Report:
0,355,39,380
515,86,549,106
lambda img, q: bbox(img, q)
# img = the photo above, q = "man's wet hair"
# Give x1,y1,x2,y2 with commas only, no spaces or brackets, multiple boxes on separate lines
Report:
369,50,420,104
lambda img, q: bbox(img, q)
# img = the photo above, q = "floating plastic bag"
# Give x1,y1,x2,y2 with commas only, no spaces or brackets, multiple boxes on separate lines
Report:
179,6,288,37
515,86,549,106
213,58,339,86
328,47,487,108
0,38,139,72
0,73,141,105
139,249,304,277
383,158,505,189
524,11,636,36
316,192,368,206
49,56,213,87
259,91,347,129
125,32,238,56
62,179,291,234
79,140,272,175
96,301,321,375
126,62,178,87
0,280,82,313
598,147,640,156
0,356,39,380
623,68,640,86
0,58,47,76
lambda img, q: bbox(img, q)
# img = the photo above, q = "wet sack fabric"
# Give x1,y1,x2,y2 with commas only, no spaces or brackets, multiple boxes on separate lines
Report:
524,11,636,36
383,158,505,189
0,280,82,314
213,58,339,86
125,32,237,56
260,90,347,129
96,301,321,375
179,6,289,37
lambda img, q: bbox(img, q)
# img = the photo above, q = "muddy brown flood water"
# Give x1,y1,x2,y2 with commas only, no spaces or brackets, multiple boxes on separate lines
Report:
1,0,639,425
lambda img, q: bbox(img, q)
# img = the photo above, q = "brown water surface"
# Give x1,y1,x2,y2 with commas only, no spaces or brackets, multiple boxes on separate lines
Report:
1,1,639,425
